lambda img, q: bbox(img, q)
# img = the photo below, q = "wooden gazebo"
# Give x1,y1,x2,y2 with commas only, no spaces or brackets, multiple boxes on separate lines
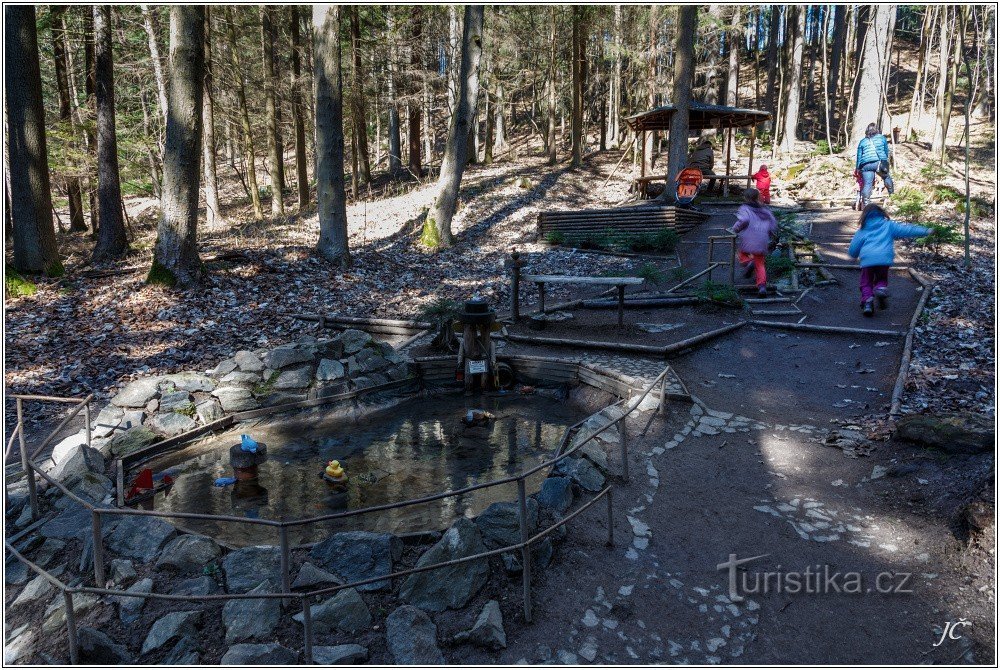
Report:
623,102,771,197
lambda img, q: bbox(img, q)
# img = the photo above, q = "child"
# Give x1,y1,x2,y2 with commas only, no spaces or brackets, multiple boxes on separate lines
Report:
752,164,772,204
731,188,779,296
847,204,929,316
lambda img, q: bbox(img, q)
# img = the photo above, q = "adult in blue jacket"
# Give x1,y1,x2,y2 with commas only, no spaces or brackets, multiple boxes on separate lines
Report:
848,204,929,316
856,122,895,206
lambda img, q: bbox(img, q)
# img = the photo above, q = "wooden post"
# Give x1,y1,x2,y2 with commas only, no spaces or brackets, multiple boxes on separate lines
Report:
724,127,734,197
640,130,646,178
91,511,105,587
16,399,39,521
517,478,532,623
301,595,314,663
510,252,521,321
84,403,92,448
64,591,80,664
746,125,757,190
605,487,614,546
537,282,545,314
707,239,716,283
279,526,291,607
729,237,736,286
617,284,625,329
620,418,629,482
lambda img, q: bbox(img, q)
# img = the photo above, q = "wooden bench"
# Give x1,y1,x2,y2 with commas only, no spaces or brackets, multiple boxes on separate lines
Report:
522,275,645,328
634,174,754,198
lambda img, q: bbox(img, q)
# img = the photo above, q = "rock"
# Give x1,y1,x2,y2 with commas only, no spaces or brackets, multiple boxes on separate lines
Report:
291,561,342,590
338,329,372,355
162,372,216,393
387,363,411,381
317,338,345,359
400,518,489,612
310,531,401,592
961,500,995,535
54,471,113,509
109,559,136,586
195,398,225,424
78,627,130,665
292,588,371,634
209,358,238,376
502,538,554,574
171,575,223,596
259,391,308,407
148,412,197,437
158,390,194,413
537,477,574,513
13,569,61,607
92,405,125,438
107,426,158,458
5,558,28,586
111,378,162,408
117,577,154,625
106,515,176,562
273,366,313,390
896,413,993,454
234,350,265,372
475,499,539,549
4,626,35,664
162,636,200,665
454,600,506,650
221,370,262,386
39,507,93,541
51,430,88,465
221,643,298,665
120,409,145,430
353,347,390,373
48,444,104,486
385,605,445,665
316,358,346,381
574,440,610,472
312,644,369,665
223,581,281,644
141,610,202,656
212,386,260,412
264,345,314,370
42,593,99,634
146,399,159,413
554,456,605,492
222,546,281,593
156,534,221,574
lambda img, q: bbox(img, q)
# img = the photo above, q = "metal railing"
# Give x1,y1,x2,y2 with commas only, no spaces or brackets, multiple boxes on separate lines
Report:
5,366,672,664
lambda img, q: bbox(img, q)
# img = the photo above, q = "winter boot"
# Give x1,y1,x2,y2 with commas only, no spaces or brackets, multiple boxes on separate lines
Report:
862,299,875,317
875,286,889,308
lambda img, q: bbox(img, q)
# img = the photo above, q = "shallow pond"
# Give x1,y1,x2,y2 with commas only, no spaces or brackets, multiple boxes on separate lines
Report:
142,393,587,546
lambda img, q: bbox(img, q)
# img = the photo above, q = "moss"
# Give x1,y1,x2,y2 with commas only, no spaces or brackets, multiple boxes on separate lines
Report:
696,280,744,308
146,259,177,287
45,260,65,278
176,403,197,418
4,266,37,298
420,217,441,248
252,370,280,397
635,262,665,285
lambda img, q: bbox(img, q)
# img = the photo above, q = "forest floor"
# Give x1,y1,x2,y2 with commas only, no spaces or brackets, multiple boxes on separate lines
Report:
3,120,995,663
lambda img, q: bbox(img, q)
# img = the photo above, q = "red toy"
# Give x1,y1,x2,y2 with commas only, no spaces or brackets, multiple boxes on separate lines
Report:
752,165,771,204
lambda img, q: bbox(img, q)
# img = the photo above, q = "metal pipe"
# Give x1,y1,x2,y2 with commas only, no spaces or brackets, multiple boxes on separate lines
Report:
517,478,532,624
279,526,291,607
91,510,105,587
64,590,80,664
16,400,39,521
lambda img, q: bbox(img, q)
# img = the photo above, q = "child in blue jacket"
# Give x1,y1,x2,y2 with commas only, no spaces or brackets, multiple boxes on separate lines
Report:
848,204,929,316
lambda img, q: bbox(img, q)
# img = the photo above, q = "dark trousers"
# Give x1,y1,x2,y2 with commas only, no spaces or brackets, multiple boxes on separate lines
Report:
860,164,895,204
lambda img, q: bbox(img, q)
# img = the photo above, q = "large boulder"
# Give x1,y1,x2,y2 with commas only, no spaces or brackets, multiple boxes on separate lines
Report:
161,372,216,393
310,531,402,592
78,627,131,665
92,405,125,438
148,412,197,437
39,507,94,541
454,600,506,650
273,366,313,390
234,350,265,372
386,605,445,664
195,398,225,424
537,477,573,513
553,456,605,492
106,515,176,562
51,430,88,465
222,581,281,644
221,643,298,665
158,390,194,413
338,329,372,355
211,387,260,413
12,570,60,607
162,636,200,665
399,518,489,612
474,499,539,549
48,444,104,486
141,610,202,656
156,535,222,575
222,546,282,593
291,562,342,590
43,593,99,634
895,413,993,454
111,378,162,408
107,426,159,458
316,359,346,382
292,588,371,634
170,576,223,597
117,577,154,625
264,345,314,370
312,644,368,665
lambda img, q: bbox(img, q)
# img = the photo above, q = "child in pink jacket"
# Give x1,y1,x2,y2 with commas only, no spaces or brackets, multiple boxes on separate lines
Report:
731,188,779,296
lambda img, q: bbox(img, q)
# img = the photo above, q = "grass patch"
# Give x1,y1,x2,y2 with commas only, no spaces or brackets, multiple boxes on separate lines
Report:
696,280,744,308
543,231,565,245
5,265,37,298
919,162,949,181
812,140,843,155
892,186,927,219
635,262,666,285
765,254,796,279
252,371,280,397
146,259,177,287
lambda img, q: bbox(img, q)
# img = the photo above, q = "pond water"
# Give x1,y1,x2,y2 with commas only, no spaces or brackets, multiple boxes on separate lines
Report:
142,393,586,547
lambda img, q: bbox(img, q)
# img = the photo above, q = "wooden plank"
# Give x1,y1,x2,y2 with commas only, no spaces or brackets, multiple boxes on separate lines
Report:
523,275,645,286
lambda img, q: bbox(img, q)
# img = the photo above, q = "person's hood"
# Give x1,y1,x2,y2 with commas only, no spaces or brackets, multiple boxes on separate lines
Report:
862,212,889,230
757,164,768,173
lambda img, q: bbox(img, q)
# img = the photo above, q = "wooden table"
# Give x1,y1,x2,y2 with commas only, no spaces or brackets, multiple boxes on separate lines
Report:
522,274,645,328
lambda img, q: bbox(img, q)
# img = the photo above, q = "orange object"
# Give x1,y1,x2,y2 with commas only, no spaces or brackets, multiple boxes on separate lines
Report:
752,165,772,203
675,168,703,205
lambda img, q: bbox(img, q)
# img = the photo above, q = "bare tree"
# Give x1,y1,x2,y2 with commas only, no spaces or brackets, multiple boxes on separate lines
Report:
850,5,895,148
5,5,60,274
151,6,205,287
422,5,484,248
546,7,557,165
142,6,169,126
92,5,128,261
262,6,285,216
349,6,371,186
385,8,402,175
226,7,264,219
202,6,224,229
290,6,310,208
777,6,805,154
407,6,423,175
50,6,86,232
313,4,350,266
571,7,585,167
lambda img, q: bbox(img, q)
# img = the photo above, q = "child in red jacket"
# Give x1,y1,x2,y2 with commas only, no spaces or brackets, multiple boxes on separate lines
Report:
752,165,771,204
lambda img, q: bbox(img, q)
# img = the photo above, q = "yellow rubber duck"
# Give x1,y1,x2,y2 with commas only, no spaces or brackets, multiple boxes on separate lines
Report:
324,460,346,481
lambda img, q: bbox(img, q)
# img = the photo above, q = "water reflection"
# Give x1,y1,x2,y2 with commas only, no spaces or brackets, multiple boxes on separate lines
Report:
144,394,583,546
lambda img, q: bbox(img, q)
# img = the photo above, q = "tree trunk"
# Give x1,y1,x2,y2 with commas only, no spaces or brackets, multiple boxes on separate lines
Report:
202,6,224,229
607,5,622,149
850,5,895,148
5,5,60,274
665,6,697,189
92,5,128,262
152,6,204,287
905,7,933,138
408,6,423,175
226,7,264,219
571,7,585,168
827,5,847,134
262,6,285,216
765,6,781,125
724,8,741,167
82,6,98,235
937,8,960,164
493,79,506,154
643,6,657,170
447,6,460,115
313,5,350,266
50,7,86,233
422,5,484,248
546,7,557,165
290,6,310,208
349,7,371,185
703,5,725,106
141,6,169,127
385,9,402,175
778,6,805,154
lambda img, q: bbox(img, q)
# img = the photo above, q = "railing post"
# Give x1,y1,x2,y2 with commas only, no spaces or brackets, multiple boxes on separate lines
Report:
620,418,629,483
510,252,521,322
605,488,614,547
279,526,291,607
301,594,314,664
16,399,39,521
64,590,79,664
659,374,667,415
91,510,105,587
516,478,532,624
83,402,92,448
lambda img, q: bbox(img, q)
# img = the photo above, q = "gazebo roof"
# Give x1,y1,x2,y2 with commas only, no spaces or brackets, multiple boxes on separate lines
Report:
624,102,771,132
